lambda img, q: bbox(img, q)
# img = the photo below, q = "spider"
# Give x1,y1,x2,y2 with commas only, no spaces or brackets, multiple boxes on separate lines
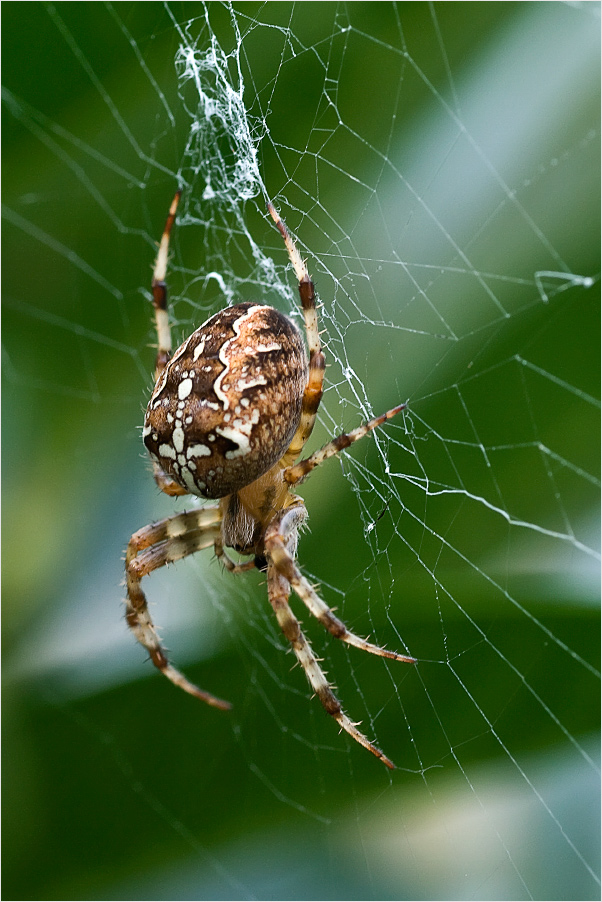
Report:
125,191,416,768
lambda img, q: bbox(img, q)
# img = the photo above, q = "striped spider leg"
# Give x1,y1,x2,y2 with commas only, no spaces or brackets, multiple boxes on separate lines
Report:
125,192,414,768
125,506,231,709
266,202,326,467
264,407,415,770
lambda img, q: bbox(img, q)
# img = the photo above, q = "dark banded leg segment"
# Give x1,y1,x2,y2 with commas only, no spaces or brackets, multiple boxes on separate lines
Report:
125,507,231,710
265,507,396,768
268,201,326,461
266,515,416,664
284,403,407,486
151,190,181,380
150,191,187,496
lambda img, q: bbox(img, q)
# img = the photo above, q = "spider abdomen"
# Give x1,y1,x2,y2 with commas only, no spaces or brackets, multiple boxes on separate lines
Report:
143,302,308,499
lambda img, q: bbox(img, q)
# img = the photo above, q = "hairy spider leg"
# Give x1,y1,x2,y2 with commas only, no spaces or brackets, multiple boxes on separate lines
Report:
284,403,407,485
214,536,257,575
267,202,326,464
266,527,416,664
149,191,189,497
125,507,231,710
265,507,396,768
152,189,181,379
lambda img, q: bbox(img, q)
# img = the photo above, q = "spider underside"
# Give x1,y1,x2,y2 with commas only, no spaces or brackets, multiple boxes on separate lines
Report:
125,192,415,769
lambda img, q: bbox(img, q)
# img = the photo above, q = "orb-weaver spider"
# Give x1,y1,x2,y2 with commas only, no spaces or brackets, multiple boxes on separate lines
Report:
125,192,415,768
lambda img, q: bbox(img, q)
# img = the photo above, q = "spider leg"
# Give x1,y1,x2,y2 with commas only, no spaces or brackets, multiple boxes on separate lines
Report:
148,191,191,497
152,190,181,381
152,461,190,497
284,402,406,485
266,506,415,660
268,202,325,463
214,536,256,574
125,507,231,710
264,506,396,768
266,524,416,664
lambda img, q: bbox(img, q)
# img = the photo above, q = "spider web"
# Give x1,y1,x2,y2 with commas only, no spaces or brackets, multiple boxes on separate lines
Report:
3,3,600,900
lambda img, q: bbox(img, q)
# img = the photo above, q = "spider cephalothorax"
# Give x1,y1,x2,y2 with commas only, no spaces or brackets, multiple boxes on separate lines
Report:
126,192,415,768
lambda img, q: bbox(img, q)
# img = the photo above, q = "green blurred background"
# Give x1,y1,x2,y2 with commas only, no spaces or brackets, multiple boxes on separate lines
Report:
2,3,600,900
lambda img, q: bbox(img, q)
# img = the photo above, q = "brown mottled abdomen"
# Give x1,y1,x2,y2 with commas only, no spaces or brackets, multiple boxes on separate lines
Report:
143,303,308,498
